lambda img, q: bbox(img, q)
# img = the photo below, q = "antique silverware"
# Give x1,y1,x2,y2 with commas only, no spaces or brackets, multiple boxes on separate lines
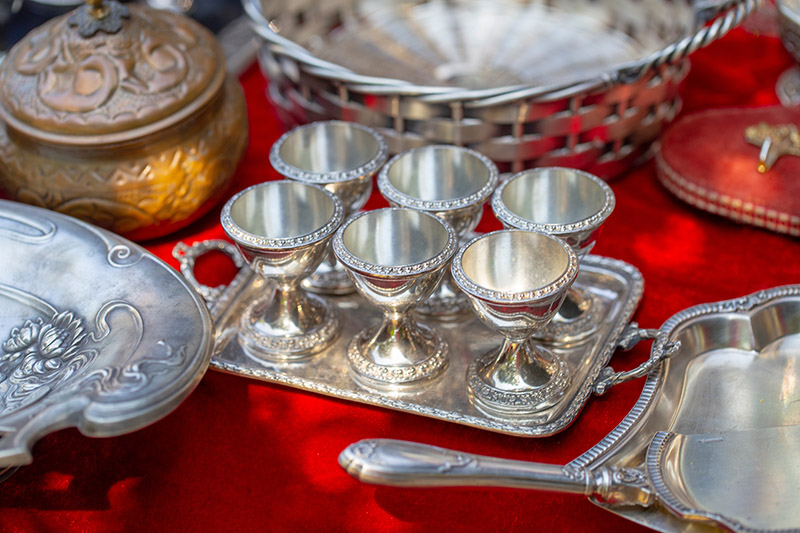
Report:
246,0,758,177
492,167,614,342
269,120,389,295
452,230,578,419
332,208,457,390
340,285,800,532
0,0,248,240
377,145,499,319
221,181,344,361
0,199,213,472
176,236,645,436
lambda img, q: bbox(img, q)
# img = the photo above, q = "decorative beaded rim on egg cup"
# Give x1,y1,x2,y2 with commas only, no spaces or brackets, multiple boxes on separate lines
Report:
332,208,458,279
377,145,500,212
451,229,579,303
269,121,389,184
491,167,615,236
221,181,344,251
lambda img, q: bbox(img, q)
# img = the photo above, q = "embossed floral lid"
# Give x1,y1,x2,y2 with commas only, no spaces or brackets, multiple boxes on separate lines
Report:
0,0,226,145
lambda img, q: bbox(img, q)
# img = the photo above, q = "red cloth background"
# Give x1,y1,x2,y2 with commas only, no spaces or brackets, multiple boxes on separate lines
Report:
1,28,799,532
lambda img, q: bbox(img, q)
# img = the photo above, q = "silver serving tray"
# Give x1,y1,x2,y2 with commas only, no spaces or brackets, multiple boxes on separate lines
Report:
0,200,213,470
339,285,800,532
175,240,645,437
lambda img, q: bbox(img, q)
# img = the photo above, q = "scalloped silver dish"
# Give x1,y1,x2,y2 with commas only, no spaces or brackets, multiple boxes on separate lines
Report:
0,200,213,471
339,285,800,532
176,241,643,437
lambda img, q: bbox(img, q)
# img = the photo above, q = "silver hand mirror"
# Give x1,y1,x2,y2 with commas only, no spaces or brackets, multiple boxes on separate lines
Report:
340,285,800,532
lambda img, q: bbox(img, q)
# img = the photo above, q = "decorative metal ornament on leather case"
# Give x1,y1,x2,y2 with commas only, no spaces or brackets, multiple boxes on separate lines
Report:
377,145,499,319
0,0,248,240
246,0,758,177
221,181,345,362
332,208,457,390
492,167,615,342
0,200,213,472
269,121,389,295
341,285,800,532
452,230,579,419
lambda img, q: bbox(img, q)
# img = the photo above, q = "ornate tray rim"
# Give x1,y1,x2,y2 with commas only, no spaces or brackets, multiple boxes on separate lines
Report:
176,239,645,438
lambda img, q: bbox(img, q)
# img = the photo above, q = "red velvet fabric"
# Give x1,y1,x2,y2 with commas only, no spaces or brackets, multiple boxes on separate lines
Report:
2,28,799,533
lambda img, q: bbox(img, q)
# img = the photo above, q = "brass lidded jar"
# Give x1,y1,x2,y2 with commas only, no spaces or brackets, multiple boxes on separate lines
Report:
0,0,248,239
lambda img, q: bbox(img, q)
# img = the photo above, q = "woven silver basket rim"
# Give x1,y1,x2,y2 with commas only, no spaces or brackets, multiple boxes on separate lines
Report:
244,0,760,105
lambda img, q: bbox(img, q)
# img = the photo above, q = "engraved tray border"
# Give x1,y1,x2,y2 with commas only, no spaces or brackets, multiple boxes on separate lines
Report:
193,249,643,437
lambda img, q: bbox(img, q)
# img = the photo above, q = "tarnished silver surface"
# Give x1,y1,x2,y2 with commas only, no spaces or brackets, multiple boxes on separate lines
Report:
339,285,800,531
377,146,499,319
493,167,615,342
452,230,578,419
269,121,390,295
220,181,344,361
174,240,643,437
0,199,213,468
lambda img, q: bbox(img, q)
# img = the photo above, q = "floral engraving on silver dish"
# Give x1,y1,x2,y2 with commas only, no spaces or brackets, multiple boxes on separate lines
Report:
0,310,96,415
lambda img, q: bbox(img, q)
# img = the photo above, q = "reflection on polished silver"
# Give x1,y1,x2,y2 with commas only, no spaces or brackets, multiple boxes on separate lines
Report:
221,181,344,361
0,200,213,471
269,120,390,295
333,208,457,389
378,145,499,319
339,285,800,532
492,167,614,342
452,230,578,419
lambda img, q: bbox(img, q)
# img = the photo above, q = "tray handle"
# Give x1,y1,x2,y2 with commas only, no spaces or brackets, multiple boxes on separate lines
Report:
593,323,681,396
615,0,761,83
172,240,245,305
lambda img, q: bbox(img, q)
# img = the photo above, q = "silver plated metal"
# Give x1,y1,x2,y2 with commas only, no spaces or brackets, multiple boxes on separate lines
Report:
378,145,499,319
0,200,213,469
452,230,578,419
493,167,615,342
246,0,758,176
269,121,390,295
332,208,457,390
339,285,800,532
221,181,345,361
174,235,643,436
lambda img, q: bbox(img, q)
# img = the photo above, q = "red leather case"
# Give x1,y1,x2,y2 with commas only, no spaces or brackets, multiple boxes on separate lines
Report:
656,106,800,237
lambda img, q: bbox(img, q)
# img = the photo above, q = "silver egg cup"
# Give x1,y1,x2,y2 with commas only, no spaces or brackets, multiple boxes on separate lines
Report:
270,120,389,295
452,230,579,420
378,145,498,320
221,181,344,361
333,208,458,391
492,167,615,342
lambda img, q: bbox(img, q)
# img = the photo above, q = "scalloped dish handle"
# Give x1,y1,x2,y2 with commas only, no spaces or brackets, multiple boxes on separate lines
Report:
592,323,681,396
172,240,246,306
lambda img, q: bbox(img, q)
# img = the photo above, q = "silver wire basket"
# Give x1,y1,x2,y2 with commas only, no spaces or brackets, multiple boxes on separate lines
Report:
244,0,758,177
